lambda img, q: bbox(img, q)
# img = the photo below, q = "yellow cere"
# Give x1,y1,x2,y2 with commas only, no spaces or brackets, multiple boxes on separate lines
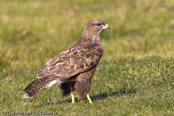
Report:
102,24,109,29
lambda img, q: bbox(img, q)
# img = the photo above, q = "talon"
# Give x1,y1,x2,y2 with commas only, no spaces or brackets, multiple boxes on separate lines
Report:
71,93,75,103
87,94,92,104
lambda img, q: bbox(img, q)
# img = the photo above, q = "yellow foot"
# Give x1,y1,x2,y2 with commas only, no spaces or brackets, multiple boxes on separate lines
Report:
87,94,92,104
71,94,75,103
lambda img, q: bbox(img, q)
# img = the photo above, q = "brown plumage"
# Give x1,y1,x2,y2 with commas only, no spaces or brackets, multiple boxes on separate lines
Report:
23,19,110,103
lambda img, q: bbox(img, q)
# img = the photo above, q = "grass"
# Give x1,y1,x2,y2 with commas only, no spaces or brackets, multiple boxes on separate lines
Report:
0,0,174,115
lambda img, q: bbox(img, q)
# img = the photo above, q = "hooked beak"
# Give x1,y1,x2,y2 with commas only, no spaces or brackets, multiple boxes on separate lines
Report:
102,24,110,30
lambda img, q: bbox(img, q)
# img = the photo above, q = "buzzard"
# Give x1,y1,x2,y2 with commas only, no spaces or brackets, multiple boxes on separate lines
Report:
23,19,110,103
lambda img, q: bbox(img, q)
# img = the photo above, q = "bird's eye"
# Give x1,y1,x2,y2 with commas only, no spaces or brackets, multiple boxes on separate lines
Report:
97,23,101,26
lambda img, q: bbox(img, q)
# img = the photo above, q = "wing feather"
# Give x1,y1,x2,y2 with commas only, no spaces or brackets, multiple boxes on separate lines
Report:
37,43,103,81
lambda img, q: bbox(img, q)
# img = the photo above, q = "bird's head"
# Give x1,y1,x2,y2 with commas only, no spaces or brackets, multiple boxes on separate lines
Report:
80,19,110,44
87,19,110,34
82,19,110,36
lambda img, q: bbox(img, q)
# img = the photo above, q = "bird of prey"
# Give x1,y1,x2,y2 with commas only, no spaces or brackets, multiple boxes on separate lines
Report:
23,19,110,103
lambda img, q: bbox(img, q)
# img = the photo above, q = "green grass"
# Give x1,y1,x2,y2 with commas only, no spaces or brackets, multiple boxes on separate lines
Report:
0,0,174,115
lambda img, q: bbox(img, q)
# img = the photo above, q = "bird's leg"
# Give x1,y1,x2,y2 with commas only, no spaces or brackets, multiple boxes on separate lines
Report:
87,94,92,104
71,93,75,103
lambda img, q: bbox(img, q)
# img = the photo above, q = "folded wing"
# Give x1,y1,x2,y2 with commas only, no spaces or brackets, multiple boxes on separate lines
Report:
37,43,103,81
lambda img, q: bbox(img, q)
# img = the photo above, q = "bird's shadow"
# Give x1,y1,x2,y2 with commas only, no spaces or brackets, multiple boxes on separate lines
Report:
35,88,137,108
90,88,137,102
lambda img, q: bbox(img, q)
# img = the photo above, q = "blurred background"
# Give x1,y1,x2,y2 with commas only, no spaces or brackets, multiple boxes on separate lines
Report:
1,0,174,70
0,0,174,115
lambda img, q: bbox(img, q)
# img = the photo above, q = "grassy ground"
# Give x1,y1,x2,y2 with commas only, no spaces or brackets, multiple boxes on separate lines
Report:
0,0,174,115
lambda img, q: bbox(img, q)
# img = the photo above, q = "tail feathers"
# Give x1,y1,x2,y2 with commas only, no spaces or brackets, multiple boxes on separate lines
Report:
23,77,53,99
